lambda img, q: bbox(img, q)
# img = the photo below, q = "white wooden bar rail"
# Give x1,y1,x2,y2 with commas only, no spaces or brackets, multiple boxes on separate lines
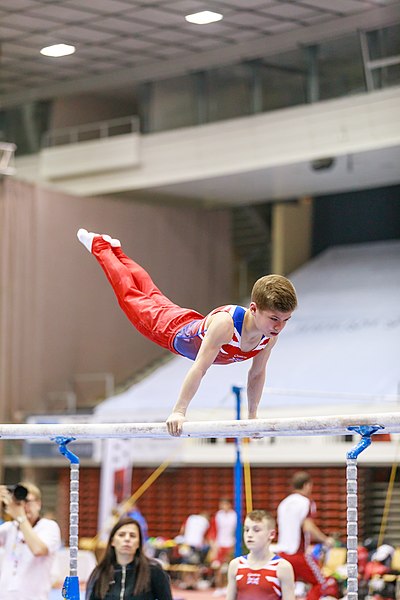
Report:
0,412,399,439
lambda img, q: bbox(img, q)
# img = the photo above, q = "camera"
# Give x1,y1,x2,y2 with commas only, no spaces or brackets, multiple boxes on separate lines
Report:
7,484,28,501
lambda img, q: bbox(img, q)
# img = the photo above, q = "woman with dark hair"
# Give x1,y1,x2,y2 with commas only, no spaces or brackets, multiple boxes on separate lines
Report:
86,518,172,599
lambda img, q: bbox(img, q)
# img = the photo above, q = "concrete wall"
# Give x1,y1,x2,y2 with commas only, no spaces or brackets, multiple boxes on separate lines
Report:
50,94,136,129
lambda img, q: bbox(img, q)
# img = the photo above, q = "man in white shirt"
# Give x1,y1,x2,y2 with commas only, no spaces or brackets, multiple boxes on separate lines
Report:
210,499,237,596
277,471,338,600
178,512,210,590
182,512,210,551
0,482,61,600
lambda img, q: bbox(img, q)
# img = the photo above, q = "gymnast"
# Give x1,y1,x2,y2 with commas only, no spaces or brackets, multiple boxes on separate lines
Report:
226,510,295,600
77,229,298,436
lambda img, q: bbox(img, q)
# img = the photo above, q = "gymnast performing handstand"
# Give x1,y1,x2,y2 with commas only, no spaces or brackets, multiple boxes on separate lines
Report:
77,229,298,436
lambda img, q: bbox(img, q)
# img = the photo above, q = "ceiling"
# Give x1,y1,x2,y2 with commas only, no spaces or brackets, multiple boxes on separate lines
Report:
135,144,400,204
2,0,400,202
1,0,399,108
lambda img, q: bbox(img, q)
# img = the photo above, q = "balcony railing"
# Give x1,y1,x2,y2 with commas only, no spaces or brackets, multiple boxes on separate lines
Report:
42,115,140,148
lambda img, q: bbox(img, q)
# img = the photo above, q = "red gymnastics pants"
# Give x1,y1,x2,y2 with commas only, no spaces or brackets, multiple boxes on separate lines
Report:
279,552,339,600
91,237,204,354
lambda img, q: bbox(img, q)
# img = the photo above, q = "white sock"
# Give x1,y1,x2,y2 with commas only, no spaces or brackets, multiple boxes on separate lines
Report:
110,237,121,248
77,228,96,253
77,228,121,252
102,234,121,248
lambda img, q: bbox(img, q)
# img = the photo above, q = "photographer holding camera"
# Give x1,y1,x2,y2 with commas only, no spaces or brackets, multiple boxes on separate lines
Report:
0,481,61,600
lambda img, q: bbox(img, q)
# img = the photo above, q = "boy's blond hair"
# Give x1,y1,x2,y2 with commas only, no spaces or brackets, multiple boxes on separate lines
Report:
246,509,275,528
251,274,297,312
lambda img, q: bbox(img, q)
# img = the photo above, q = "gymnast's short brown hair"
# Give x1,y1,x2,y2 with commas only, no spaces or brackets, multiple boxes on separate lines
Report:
251,275,298,312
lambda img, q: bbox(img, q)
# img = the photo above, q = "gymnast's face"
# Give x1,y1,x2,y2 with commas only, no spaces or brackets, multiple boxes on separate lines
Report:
111,523,140,562
243,517,275,552
250,303,292,337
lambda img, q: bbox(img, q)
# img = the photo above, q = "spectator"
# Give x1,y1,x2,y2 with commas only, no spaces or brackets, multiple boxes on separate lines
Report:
364,544,394,579
126,502,149,541
181,511,210,557
0,481,61,600
178,511,210,590
276,471,338,600
86,517,172,599
209,499,238,596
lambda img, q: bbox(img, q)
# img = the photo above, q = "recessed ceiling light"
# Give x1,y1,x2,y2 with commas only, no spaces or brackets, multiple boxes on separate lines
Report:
40,44,76,57
185,10,223,25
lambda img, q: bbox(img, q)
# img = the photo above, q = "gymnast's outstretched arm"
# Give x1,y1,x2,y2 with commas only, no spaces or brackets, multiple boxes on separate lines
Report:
166,312,233,436
246,337,276,419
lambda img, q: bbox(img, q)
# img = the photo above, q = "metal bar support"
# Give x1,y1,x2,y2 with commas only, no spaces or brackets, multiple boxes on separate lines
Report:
346,425,384,600
54,436,81,600
233,386,243,557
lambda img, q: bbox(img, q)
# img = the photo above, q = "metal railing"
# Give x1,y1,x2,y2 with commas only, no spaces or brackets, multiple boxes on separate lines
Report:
42,115,140,148
0,141,17,175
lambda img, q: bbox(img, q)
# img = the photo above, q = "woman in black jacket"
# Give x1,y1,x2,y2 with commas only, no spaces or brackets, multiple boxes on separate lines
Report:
86,518,172,600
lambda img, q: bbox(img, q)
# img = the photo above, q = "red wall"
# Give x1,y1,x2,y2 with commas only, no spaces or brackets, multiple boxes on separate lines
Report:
58,465,366,544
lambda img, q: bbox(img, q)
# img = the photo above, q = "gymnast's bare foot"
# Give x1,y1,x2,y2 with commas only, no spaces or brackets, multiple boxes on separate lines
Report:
77,228,121,252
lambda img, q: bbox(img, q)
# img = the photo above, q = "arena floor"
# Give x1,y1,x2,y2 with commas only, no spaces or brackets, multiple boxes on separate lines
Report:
49,585,216,599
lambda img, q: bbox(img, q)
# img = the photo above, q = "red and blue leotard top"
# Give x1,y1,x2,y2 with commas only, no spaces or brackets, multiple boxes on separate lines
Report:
172,304,270,365
235,554,283,599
